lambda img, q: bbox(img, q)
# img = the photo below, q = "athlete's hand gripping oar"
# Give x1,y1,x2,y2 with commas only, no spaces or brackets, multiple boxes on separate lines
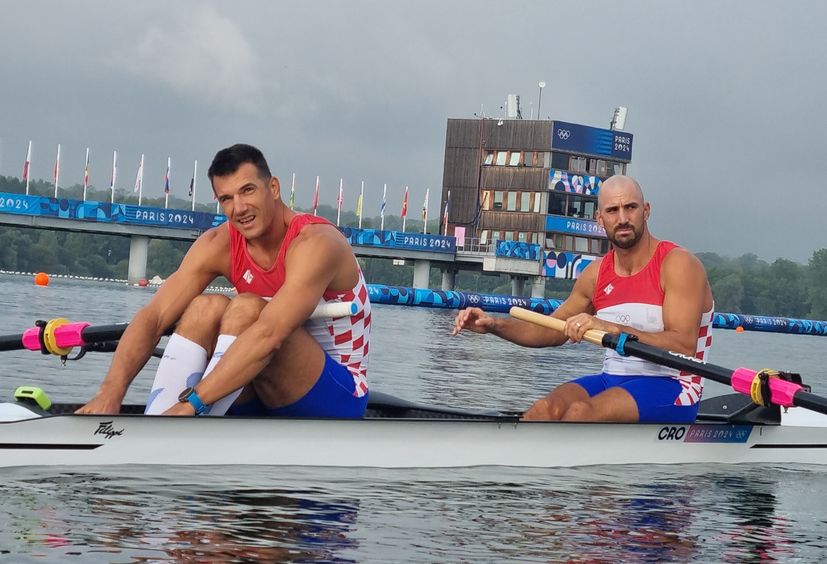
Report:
510,306,827,417
0,301,358,355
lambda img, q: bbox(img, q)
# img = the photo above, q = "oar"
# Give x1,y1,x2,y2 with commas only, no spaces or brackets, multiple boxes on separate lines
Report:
0,301,358,354
510,306,827,416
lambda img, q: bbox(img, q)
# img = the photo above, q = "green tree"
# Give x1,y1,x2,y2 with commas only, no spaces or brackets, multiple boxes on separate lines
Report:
710,272,744,312
807,249,827,318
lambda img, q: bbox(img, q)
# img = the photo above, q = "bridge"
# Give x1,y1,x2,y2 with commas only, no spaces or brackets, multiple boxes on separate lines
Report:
0,192,554,296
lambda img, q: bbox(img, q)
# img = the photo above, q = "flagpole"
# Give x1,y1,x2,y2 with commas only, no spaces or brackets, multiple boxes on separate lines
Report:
401,186,409,232
313,175,320,216
422,187,429,234
443,190,451,236
190,160,197,211
53,144,60,198
135,154,144,206
289,172,295,210
336,178,343,226
358,180,364,229
83,147,90,201
164,156,171,209
380,183,387,231
23,140,32,195
110,150,117,204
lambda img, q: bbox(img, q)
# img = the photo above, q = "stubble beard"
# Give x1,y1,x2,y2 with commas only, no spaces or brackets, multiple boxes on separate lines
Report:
608,224,643,250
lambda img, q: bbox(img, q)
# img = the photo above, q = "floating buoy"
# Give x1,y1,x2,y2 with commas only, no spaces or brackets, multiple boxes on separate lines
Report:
138,278,149,287
34,272,49,286
736,326,744,333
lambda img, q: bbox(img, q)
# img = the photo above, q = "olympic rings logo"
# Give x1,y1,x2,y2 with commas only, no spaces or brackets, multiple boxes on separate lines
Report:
557,129,571,140
469,294,480,304
615,314,631,324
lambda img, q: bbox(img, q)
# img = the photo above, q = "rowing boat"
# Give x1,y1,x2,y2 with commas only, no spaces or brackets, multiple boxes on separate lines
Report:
1,390,826,468
2,306,827,469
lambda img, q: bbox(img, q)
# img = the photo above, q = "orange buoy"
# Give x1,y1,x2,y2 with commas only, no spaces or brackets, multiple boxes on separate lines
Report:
736,326,744,333
138,278,149,287
34,272,50,286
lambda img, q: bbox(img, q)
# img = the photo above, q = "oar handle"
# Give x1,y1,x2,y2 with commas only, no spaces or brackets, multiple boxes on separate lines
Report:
509,307,606,346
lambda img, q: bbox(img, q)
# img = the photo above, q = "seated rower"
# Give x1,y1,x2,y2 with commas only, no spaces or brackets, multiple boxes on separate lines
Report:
77,144,370,417
453,175,713,423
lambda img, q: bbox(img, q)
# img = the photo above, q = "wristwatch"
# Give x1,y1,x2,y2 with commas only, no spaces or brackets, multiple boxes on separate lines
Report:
178,386,208,415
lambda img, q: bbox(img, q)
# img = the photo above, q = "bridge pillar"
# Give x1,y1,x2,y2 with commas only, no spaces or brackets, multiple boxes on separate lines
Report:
530,276,546,298
440,267,456,291
128,235,149,284
413,260,431,289
510,275,526,297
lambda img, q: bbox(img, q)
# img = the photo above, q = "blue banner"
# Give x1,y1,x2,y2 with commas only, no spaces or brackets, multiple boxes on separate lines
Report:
0,192,225,231
339,227,455,254
495,241,542,260
552,121,633,161
545,216,606,237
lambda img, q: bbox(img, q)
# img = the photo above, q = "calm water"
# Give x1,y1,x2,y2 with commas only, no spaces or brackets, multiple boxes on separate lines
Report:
1,274,827,562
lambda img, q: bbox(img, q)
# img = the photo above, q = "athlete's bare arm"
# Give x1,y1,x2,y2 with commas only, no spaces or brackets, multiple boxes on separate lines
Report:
565,249,711,356
76,227,230,414
452,260,599,347
182,225,353,406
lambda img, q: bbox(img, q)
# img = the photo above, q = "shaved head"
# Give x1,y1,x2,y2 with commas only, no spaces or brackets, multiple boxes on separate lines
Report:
596,175,651,250
598,175,644,211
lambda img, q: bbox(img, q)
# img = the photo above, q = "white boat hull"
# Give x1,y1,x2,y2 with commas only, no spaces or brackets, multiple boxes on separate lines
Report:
2,411,826,468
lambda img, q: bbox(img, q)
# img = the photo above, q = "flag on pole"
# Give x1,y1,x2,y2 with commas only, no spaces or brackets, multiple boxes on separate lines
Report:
401,186,409,232
22,140,32,195
109,150,117,203
443,190,451,236
380,183,387,230
83,148,90,201
312,176,320,215
336,178,344,226
189,160,197,212
134,154,145,205
53,144,61,198
164,157,172,208
356,180,364,229
421,187,429,233
188,166,195,196
401,186,408,217
289,172,295,209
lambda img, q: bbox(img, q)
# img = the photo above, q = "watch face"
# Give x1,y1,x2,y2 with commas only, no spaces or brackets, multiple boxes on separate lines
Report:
178,387,195,403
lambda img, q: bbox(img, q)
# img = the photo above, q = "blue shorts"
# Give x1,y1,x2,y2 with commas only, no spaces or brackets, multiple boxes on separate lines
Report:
571,373,700,423
227,353,368,419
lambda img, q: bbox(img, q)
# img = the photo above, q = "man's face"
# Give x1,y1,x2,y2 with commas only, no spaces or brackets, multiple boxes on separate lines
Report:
596,183,649,250
212,162,279,240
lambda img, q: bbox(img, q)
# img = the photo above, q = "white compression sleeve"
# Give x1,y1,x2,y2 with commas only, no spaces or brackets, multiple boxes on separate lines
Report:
144,333,209,415
202,334,244,416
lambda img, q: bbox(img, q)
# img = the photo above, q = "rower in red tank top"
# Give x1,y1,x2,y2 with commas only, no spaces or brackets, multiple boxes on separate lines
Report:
452,175,714,423
79,144,370,419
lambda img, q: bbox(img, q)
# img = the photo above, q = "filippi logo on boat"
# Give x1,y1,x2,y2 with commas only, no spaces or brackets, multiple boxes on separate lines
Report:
94,421,125,439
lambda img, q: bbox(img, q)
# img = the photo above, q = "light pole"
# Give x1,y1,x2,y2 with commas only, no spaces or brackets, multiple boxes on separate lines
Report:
537,81,546,120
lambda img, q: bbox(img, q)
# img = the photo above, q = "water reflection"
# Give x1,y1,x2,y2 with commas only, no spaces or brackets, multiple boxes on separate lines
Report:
0,470,360,562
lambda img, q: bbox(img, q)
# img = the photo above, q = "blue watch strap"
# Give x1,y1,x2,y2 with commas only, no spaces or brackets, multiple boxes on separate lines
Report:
186,390,208,415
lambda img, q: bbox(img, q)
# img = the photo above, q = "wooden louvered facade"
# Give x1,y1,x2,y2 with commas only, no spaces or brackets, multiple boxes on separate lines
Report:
441,118,555,245
440,116,631,259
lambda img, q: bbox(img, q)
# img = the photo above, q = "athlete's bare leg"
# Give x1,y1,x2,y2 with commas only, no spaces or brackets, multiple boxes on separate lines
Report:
522,384,640,423
522,383,590,421
215,293,326,408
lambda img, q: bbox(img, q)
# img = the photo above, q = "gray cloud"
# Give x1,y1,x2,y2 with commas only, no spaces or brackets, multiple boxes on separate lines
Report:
0,0,823,262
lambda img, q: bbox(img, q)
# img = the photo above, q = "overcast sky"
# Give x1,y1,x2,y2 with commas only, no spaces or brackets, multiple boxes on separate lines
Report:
0,1,824,262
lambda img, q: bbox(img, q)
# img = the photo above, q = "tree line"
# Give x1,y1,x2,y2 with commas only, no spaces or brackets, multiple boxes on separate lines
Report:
1,175,825,318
